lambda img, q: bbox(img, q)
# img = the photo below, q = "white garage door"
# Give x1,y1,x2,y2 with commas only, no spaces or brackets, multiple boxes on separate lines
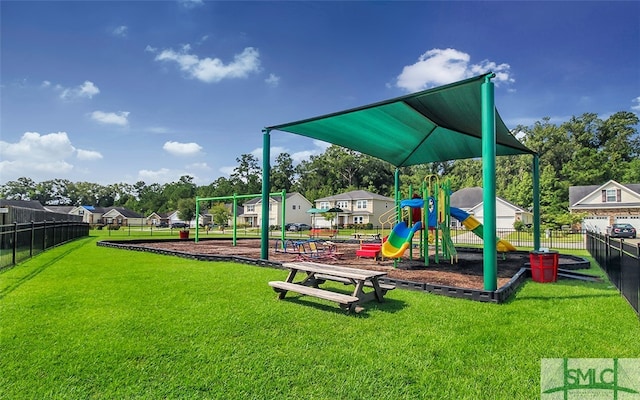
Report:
582,216,609,234
496,216,514,230
615,216,640,232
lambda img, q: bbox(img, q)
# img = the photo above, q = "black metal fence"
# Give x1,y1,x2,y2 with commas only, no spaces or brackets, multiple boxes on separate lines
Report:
448,227,587,250
587,231,640,317
0,221,90,269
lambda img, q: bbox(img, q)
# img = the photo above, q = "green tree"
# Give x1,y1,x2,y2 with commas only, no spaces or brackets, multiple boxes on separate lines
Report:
0,177,37,200
230,154,261,194
163,176,196,210
210,202,231,227
270,153,295,192
177,198,196,227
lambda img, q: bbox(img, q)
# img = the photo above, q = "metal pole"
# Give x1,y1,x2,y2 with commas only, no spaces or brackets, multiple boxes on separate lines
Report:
281,190,286,242
533,154,541,250
260,129,271,259
195,197,200,243
233,193,238,246
482,73,497,291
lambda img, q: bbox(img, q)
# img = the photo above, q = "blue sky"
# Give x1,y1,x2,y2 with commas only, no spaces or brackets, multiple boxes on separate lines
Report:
1,1,639,186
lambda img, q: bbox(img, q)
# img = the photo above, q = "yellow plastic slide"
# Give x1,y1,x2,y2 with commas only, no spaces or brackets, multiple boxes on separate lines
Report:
459,215,517,252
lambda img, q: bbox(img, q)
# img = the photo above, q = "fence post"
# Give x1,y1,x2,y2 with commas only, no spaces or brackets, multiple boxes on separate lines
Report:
43,220,47,250
30,221,35,257
12,221,18,266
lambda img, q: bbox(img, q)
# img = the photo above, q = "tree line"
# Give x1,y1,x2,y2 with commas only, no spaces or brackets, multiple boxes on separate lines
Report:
2,111,638,229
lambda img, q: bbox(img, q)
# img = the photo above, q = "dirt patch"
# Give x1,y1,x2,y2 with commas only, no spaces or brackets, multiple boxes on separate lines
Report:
140,238,529,290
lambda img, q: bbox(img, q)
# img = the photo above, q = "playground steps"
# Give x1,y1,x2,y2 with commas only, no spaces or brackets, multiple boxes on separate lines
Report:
356,244,382,259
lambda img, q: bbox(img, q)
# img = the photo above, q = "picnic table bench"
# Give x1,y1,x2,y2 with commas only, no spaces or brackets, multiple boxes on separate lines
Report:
352,232,381,240
268,262,393,313
309,228,338,238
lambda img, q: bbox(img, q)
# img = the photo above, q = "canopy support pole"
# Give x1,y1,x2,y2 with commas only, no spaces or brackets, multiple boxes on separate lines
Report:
261,129,271,260
532,154,541,250
482,74,497,292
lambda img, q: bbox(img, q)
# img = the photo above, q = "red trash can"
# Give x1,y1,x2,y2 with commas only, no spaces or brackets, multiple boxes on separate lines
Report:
529,250,559,283
179,230,190,240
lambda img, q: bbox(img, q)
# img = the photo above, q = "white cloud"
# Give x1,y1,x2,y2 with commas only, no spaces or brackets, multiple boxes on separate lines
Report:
59,80,100,99
163,141,203,156
631,96,640,112
138,168,199,185
265,73,280,87
146,126,172,134
250,140,330,165
112,25,128,37
395,48,514,92
90,110,130,126
219,166,235,176
152,46,261,83
76,149,103,161
0,131,78,181
179,0,204,9
186,162,210,170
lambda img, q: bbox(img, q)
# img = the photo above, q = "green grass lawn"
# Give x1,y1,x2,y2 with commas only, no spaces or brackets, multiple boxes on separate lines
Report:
1,236,638,399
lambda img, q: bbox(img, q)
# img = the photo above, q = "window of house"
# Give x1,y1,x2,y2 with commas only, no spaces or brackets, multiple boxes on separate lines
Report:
337,201,349,209
354,216,364,224
247,205,255,212
602,189,621,203
356,200,368,209
319,201,329,209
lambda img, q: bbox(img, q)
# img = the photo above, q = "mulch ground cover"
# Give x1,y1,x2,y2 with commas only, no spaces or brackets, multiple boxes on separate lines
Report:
140,238,534,290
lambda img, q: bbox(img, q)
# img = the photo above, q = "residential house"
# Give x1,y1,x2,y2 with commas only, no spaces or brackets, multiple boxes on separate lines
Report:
569,180,640,233
165,210,211,228
242,192,312,227
69,206,104,224
450,187,533,230
69,205,144,226
313,190,395,228
101,208,145,226
146,212,170,227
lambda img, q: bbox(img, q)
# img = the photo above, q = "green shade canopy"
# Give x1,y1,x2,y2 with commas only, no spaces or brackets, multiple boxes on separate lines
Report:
267,73,534,167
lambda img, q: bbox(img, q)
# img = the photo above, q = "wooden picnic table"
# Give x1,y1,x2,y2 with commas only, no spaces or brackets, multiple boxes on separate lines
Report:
268,262,393,313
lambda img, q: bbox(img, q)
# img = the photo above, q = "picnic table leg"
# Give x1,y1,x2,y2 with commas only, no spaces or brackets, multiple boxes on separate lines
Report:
278,269,299,299
370,278,385,302
351,279,386,304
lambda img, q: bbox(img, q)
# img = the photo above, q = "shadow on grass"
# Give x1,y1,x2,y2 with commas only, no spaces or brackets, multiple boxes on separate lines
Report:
0,236,92,300
278,295,407,317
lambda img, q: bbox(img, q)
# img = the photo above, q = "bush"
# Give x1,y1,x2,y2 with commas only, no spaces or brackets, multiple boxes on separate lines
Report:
513,220,525,231
107,225,121,231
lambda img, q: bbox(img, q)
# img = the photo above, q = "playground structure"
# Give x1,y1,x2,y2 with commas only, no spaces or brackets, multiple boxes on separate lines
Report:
261,73,542,291
195,191,288,245
379,176,516,265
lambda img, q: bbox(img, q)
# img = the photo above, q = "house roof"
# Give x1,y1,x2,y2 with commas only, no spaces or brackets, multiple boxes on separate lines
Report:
268,73,534,167
245,192,306,205
569,180,640,208
103,207,144,218
315,190,394,202
450,187,527,212
0,199,46,210
450,187,484,209
44,205,75,214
